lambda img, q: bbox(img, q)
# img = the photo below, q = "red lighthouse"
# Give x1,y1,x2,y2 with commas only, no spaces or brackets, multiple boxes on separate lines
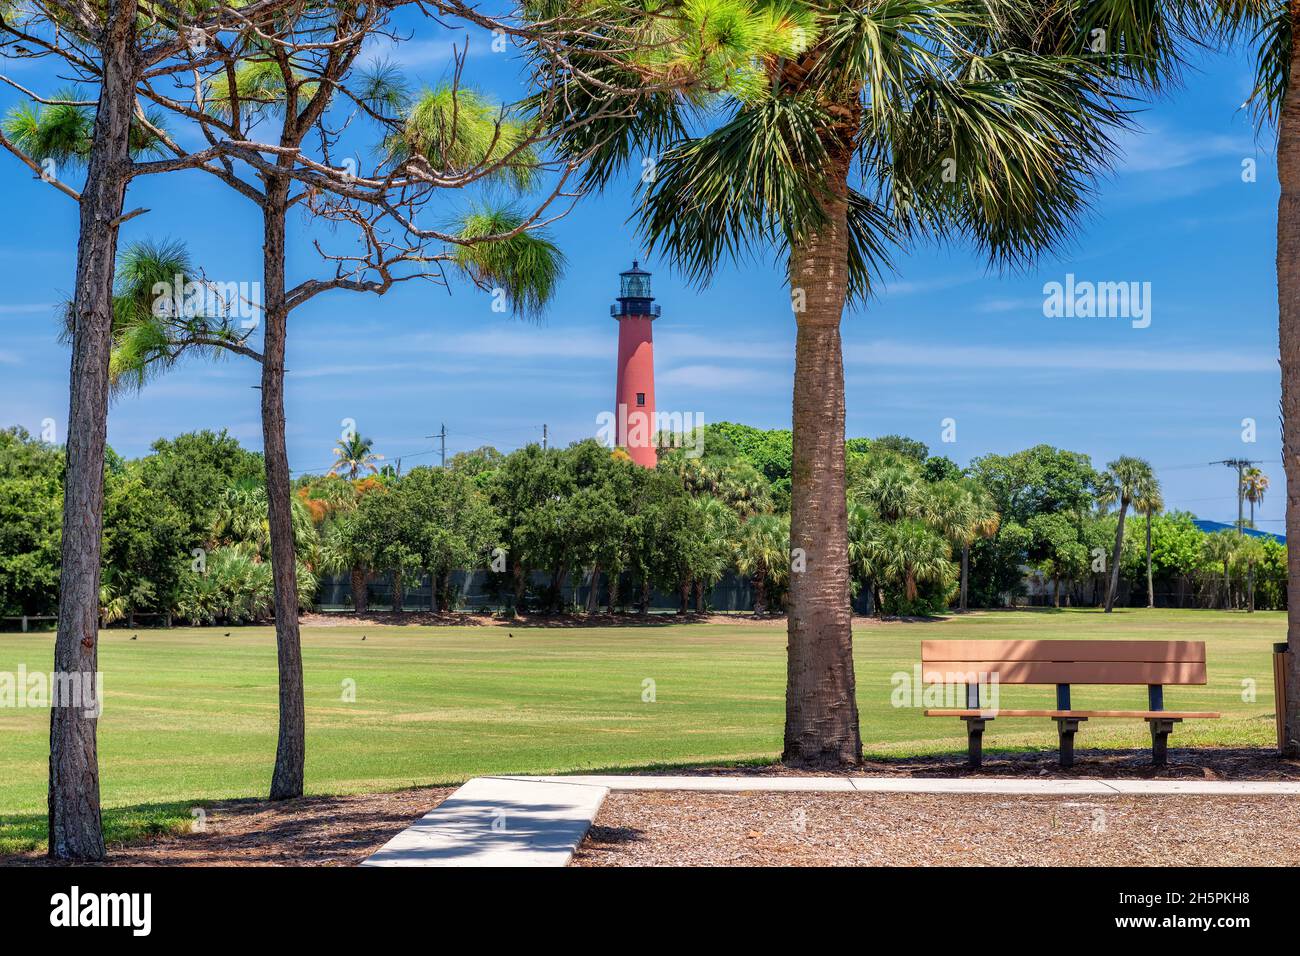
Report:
612,261,660,467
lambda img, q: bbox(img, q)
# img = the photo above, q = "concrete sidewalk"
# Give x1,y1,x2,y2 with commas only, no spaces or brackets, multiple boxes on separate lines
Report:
496,774,1300,796
362,773,1300,867
362,776,607,867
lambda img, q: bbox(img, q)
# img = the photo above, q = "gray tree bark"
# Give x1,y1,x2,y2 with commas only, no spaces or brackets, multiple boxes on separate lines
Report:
48,0,139,861
261,181,305,800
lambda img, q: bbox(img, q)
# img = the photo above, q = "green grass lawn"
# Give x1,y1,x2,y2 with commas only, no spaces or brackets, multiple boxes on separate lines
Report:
0,608,1283,852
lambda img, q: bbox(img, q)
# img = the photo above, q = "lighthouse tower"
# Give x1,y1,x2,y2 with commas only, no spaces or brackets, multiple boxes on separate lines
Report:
612,261,660,467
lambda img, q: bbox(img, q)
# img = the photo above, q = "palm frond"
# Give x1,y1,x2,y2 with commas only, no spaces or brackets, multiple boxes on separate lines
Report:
639,93,835,288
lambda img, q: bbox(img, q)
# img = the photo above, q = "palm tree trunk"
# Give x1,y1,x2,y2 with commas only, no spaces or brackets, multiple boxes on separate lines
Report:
1104,502,1129,612
1145,511,1155,608
1248,501,1256,613
639,576,650,616
695,580,705,613
1280,11,1300,755
678,577,690,614
753,569,767,616
392,567,403,613
350,566,368,613
47,0,138,861
783,138,861,765
262,184,305,801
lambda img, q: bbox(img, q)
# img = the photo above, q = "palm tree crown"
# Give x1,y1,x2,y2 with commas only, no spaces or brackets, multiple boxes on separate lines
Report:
329,434,384,480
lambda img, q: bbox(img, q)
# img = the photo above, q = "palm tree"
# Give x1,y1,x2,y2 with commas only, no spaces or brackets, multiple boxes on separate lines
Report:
866,519,954,609
1241,467,1270,612
1242,467,1269,530
847,501,885,616
1236,535,1268,614
1201,531,1239,611
1097,456,1156,613
1133,480,1165,609
329,434,384,480
919,479,999,612
691,495,741,611
735,513,790,616
563,1,1128,764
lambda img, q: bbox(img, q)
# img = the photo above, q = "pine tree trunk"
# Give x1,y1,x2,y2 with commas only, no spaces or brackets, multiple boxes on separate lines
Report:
350,566,368,613
1104,502,1128,612
262,185,305,801
47,0,139,861
782,129,861,766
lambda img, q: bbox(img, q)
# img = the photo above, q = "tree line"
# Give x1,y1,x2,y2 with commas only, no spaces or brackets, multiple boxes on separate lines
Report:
3,423,1283,626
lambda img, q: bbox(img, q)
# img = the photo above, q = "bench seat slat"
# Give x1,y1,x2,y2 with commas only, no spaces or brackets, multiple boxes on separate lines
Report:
923,709,1220,719
921,660,1206,685
921,639,1206,664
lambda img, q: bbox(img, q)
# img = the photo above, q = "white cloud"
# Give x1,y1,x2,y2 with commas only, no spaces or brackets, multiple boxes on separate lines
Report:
1117,125,1253,174
658,364,785,390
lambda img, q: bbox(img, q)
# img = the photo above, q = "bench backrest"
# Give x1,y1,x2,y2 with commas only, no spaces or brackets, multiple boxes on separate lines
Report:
920,640,1207,686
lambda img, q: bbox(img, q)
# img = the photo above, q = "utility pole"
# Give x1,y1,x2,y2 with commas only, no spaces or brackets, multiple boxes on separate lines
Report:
426,424,446,467
542,423,548,451
1211,458,1261,533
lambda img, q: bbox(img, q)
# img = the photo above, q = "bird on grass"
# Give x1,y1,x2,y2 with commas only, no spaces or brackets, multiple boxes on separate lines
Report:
130,635,137,641
361,634,367,641
223,632,231,637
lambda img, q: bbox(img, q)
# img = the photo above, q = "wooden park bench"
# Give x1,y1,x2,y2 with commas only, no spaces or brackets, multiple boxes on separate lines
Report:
921,640,1220,768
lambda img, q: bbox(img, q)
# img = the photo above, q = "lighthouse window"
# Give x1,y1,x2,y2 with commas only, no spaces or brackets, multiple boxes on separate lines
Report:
636,393,646,406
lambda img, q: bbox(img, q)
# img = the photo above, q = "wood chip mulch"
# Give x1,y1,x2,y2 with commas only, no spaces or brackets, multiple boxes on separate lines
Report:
3,787,451,867
634,747,1300,780
572,791,1300,867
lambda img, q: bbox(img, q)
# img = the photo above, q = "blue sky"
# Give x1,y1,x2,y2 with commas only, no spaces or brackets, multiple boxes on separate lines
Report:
0,23,1284,531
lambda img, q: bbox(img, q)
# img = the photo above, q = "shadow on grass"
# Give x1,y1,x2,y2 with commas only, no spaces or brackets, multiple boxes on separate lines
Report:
0,800,195,856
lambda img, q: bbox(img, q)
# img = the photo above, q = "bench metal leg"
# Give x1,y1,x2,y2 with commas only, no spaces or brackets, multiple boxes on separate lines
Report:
1148,717,1178,767
1053,717,1086,768
963,717,989,769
